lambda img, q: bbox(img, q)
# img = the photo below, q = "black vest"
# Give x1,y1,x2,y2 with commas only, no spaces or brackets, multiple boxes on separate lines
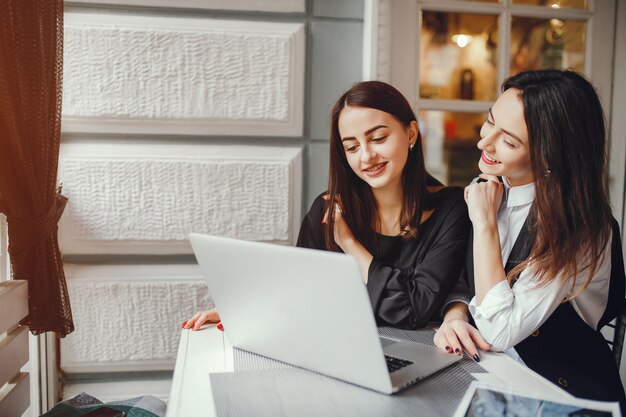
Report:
466,216,626,405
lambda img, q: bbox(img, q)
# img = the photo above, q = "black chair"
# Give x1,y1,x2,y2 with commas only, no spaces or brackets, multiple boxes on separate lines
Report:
605,299,626,368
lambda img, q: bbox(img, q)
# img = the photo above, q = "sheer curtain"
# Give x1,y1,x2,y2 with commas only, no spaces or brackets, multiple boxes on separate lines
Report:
0,0,73,336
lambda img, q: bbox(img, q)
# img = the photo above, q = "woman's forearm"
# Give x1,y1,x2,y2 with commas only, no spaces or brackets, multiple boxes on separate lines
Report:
340,238,373,283
472,223,506,305
443,301,469,322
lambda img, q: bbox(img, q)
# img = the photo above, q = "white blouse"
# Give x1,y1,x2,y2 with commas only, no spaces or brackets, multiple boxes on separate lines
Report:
468,178,612,359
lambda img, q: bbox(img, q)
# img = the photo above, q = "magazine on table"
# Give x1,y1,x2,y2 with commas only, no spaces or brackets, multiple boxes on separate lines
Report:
453,381,622,417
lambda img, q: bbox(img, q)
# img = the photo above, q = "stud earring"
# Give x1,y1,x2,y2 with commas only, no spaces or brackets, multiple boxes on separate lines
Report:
409,144,415,151
544,169,551,178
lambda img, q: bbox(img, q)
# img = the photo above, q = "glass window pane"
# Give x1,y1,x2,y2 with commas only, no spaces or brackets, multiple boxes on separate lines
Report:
420,12,499,101
511,17,586,74
419,111,486,186
512,0,587,10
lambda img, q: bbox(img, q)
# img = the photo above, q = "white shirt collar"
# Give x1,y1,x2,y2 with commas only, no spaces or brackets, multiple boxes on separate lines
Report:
503,177,535,208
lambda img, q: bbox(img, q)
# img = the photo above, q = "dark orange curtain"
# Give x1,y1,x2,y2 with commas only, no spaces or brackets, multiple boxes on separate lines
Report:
0,0,73,336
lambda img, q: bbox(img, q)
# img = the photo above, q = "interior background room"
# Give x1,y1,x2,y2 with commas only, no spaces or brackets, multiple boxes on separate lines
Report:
2,0,625,415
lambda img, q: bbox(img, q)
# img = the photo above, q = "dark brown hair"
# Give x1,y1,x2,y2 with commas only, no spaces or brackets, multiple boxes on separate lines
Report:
503,70,612,295
324,81,439,251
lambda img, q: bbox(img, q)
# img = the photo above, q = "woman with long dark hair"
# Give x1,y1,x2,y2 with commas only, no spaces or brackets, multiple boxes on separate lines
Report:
295,81,475,333
435,69,626,404
186,82,485,359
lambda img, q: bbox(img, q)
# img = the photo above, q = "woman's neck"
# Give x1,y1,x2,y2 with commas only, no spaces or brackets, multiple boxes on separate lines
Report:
504,175,534,187
372,184,403,210
372,185,403,236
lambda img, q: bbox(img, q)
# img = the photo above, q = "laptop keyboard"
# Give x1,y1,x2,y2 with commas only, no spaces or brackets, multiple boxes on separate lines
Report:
384,355,413,373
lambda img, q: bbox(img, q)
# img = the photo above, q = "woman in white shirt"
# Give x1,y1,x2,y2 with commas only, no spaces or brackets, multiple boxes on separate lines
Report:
434,69,626,405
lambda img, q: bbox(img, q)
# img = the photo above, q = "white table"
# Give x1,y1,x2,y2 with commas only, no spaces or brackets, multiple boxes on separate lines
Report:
166,324,572,417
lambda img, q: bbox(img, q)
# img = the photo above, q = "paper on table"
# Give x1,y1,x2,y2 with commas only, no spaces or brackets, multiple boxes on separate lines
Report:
453,381,622,417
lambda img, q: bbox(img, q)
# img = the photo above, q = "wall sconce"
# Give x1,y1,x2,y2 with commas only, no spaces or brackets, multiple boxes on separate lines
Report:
451,34,473,48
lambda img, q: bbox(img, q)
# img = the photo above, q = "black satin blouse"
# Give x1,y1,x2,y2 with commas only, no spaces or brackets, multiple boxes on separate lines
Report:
296,187,471,329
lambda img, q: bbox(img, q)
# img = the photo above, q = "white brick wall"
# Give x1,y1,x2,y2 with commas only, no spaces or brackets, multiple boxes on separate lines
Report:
63,13,305,136
58,143,303,254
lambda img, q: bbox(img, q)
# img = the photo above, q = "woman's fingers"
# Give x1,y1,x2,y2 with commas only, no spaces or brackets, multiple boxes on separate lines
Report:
478,173,501,183
182,309,221,331
193,309,221,330
183,311,202,329
208,309,221,323
433,328,453,354
434,320,488,361
453,324,480,361
193,313,208,330
321,194,341,225
435,322,464,355
464,184,473,202
323,204,341,226
454,324,490,360
466,174,504,225
470,326,492,351
443,326,464,356
193,312,211,330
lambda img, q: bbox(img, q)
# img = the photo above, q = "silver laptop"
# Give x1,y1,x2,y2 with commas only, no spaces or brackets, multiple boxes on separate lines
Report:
189,233,461,394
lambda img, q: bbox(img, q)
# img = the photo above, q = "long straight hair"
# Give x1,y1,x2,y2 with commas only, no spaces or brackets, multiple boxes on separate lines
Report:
324,81,439,251
504,70,612,294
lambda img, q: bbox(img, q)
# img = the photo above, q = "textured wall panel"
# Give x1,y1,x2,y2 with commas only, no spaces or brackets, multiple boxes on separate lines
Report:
60,264,209,372
58,143,303,254
66,0,305,12
377,0,391,83
63,13,305,136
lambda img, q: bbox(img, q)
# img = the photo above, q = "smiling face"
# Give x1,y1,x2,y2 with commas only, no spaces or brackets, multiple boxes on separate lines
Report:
338,105,417,193
477,88,533,186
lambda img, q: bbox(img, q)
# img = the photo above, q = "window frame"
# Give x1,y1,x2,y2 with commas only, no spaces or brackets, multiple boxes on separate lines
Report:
384,0,617,197
1,217,58,414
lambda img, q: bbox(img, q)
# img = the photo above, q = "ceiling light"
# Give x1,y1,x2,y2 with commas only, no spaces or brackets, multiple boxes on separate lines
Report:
451,34,472,48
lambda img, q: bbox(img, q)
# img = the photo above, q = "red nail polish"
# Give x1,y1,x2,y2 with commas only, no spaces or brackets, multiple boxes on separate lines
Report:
181,321,188,328
217,322,224,331
322,219,326,224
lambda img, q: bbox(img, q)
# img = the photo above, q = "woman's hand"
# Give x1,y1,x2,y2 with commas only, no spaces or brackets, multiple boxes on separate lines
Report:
465,175,507,303
323,195,373,283
464,174,504,229
182,308,221,331
330,204,357,252
323,195,357,251
434,303,491,361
